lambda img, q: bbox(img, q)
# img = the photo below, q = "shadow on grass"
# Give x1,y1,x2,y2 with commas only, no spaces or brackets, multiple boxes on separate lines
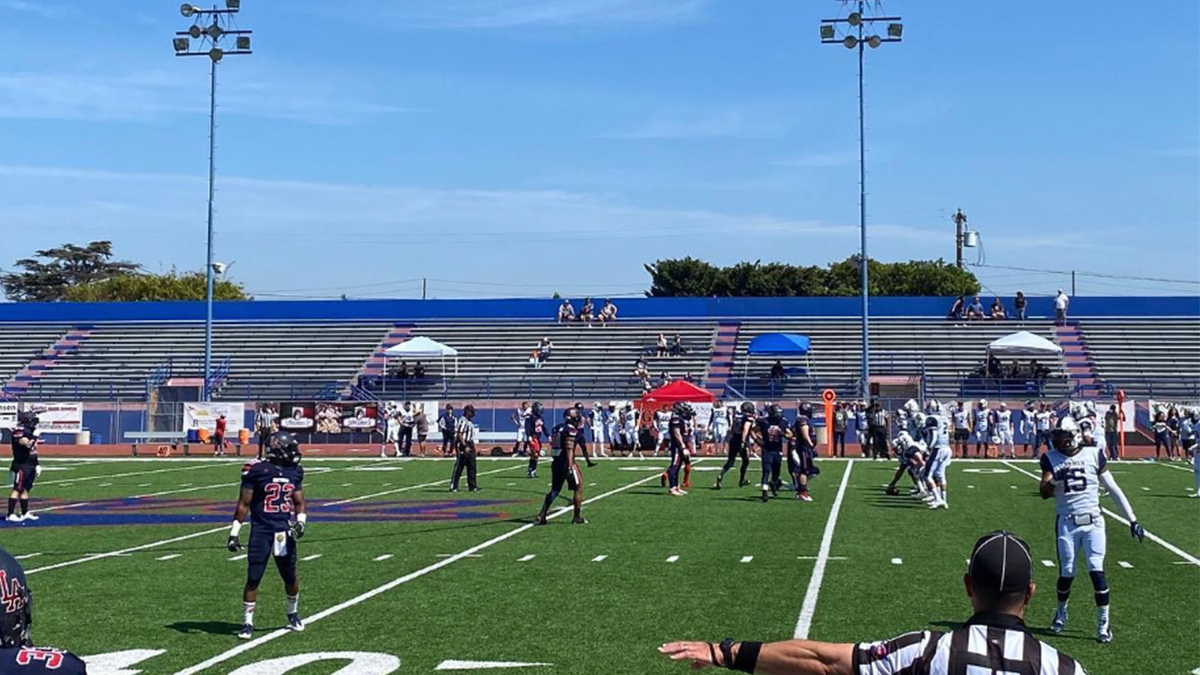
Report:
166,620,243,636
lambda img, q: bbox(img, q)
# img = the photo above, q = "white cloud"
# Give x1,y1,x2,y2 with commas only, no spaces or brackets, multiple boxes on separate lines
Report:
324,0,712,29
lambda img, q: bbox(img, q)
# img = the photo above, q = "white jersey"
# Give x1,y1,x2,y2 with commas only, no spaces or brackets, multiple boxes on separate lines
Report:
926,415,951,449
1040,446,1106,517
973,408,990,433
905,412,925,439
997,409,1012,432
1035,411,1053,431
711,407,728,432
654,411,671,432
622,410,638,432
952,410,969,430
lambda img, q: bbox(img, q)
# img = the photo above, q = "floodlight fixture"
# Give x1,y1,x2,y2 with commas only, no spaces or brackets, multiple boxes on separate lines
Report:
209,47,224,62
180,3,197,17
868,35,882,49
226,0,240,9
173,37,190,52
207,24,223,39
236,35,251,50
847,11,862,26
888,23,903,38
820,24,835,40
843,35,857,49
188,24,202,38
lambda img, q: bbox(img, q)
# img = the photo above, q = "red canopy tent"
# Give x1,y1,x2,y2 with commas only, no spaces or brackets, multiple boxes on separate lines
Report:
639,380,715,409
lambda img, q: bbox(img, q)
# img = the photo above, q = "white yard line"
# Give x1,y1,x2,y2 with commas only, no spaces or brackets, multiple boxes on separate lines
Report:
323,466,518,506
170,468,666,675
14,553,42,560
1003,461,1200,566
1156,461,1194,473
37,464,221,486
156,554,182,561
132,483,234,500
793,459,855,640
591,555,608,563
373,554,394,562
228,554,247,562
518,554,536,562
25,526,229,575
302,554,322,562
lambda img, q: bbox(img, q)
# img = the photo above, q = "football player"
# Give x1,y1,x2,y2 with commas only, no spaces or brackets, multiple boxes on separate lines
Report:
511,401,531,457
951,401,970,459
0,546,87,673
710,400,729,458
788,402,819,502
589,402,609,458
972,399,991,458
1182,408,1199,495
1040,416,1144,643
757,405,787,503
715,402,755,490
922,414,952,510
996,402,1016,459
571,403,598,468
7,411,40,523
884,429,928,497
665,403,694,496
653,405,672,458
227,431,307,639
437,405,456,457
525,402,546,479
621,404,641,457
534,408,588,526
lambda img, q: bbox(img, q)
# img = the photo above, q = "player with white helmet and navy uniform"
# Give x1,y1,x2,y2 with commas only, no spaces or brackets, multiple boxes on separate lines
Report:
922,411,952,510
653,406,672,458
885,428,928,498
589,402,608,458
1039,415,1145,643
972,399,992,458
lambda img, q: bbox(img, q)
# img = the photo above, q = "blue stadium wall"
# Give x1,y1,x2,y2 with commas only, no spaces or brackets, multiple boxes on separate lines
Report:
0,296,1197,323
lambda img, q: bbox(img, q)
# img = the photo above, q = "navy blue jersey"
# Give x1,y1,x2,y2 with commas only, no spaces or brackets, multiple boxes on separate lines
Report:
8,427,37,471
525,415,544,441
792,416,814,453
757,418,786,453
240,460,304,531
668,415,687,452
0,648,87,674
553,422,579,459
729,412,754,449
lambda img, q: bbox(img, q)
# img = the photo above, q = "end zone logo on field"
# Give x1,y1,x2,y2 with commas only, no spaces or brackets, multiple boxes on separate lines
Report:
14,498,522,528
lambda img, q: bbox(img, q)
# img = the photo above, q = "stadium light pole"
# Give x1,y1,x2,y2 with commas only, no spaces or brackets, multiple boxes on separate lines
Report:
820,1,902,400
174,2,252,401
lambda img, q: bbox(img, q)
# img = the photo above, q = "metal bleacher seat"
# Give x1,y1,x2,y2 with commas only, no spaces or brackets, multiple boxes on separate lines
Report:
1078,318,1200,400
0,324,69,393
376,321,717,401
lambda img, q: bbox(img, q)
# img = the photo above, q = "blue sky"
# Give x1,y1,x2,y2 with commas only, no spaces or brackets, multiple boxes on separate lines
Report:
0,0,1197,300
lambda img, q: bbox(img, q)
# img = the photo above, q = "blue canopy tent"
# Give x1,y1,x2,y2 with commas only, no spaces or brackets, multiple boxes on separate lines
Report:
744,333,812,391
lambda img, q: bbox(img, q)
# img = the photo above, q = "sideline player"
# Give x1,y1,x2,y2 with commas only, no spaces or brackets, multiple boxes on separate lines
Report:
972,399,991,458
451,405,481,492
788,402,819,502
621,404,641,457
437,404,456,457
0,546,87,673
525,402,547,478
715,402,755,489
227,431,307,639
653,405,672,457
951,401,970,458
710,400,729,458
1040,416,1144,643
1182,408,1199,495
7,411,40,523
589,402,609,458
757,405,787,503
511,401,530,456
664,403,695,496
996,402,1016,459
534,408,588,526
382,405,400,458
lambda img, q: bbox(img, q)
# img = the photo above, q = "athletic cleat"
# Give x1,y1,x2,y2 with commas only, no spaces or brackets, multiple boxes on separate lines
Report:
1050,606,1068,634
287,613,305,632
927,500,945,510
797,493,813,502
21,513,38,521
660,473,667,488
238,624,253,640
738,479,750,488
533,514,548,526
1097,619,1112,644
760,494,769,503
571,517,588,525
5,514,21,523
714,475,723,490
907,487,922,496
469,487,482,492
449,488,458,493
668,487,686,497
586,460,597,468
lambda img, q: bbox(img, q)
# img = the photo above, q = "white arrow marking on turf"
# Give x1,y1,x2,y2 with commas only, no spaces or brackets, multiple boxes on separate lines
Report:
1118,561,1133,569
373,554,393,562
891,558,903,565
82,649,168,675
436,661,551,671
740,556,753,563
592,555,607,562
229,554,247,561
666,555,679,563
302,554,322,562
156,554,181,561
1042,560,1055,568
518,555,536,562
14,553,41,560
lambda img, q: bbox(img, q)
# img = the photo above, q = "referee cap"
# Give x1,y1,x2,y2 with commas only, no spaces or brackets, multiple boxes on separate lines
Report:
967,531,1032,594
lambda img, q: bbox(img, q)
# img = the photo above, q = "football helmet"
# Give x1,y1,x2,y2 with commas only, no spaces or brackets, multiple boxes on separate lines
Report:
766,404,784,423
265,431,301,467
978,399,988,408
15,410,37,430
903,399,920,414
740,401,756,415
672,402,695,419
1051,416,1082,455
0,547,31,648
797,401,814,418
531,402,544,417
925,415,940,429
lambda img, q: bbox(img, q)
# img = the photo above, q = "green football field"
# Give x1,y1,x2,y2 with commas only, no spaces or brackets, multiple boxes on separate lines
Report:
3,455,1198,675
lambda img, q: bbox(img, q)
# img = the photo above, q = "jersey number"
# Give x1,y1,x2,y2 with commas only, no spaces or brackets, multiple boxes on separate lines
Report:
16,649,65,669
1060,468,1088,494
264,483,295,514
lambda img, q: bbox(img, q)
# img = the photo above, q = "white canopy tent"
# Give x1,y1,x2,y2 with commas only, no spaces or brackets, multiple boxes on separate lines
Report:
384,336,459,380
986,331,1062,358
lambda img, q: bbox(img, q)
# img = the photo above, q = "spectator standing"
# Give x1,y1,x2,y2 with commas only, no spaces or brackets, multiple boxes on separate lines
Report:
769,360,786,384
1014,291,1028,322
832,402,847,458
1167,407,1181,459
557,299,575,323
579,298,594,323
1054,289,1070,326
396,361,410,380
598,299,617,326
414,405,429,456
656,333,668,358
1104,404,1120,461
413,362,426,380
1153,410,1171,460
438,405,456,457
669,334,685,357
213,413,228,457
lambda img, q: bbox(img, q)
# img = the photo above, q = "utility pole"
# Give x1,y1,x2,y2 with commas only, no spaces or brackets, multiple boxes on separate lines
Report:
820,1,903,399
174,1,252,401
953,209,968,269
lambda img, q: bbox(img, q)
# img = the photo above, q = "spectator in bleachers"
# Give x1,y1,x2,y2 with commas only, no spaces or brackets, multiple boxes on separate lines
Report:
659,371,673,387
656,333,668,358
946,295,965,322
985,353,1002,378
669,334,686,357
1054,289,1070,326
684,371,695,383
413,362,426,380
769,360,785,384
1014,291,1028,322
1007,360,1022,379
1029,359,1049,380
557,299,576,323
966,296,985,321
1104,404,1120,461
532,337,553,368
989,297,1007,320
579,298,594,323
395,361,410,379
598,299,618,325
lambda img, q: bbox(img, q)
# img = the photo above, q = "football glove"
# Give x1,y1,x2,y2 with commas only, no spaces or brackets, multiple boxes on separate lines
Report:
291,519,306,540
227,535,242,552
1130,521,1145,543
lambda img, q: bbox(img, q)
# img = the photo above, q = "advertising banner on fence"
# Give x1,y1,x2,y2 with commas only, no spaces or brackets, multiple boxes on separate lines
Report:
340,403,378,431
0,403,17,431
279,403,315,432
315,403,342,434
24,402,84,434
184,402,245,433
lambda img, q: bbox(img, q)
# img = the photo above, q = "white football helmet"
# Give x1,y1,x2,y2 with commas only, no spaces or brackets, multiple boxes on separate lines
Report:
1051,416,1082,455
904,399,920,414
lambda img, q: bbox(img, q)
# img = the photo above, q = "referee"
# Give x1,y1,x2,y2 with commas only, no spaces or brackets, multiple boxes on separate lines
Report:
867,400,889,460
450,404,480,492
658,530,1089,675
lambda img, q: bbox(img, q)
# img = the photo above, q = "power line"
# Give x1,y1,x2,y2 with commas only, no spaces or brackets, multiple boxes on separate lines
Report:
970,263,1200,287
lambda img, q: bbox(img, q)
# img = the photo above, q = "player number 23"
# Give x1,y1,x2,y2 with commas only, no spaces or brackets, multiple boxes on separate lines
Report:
264,483,295,514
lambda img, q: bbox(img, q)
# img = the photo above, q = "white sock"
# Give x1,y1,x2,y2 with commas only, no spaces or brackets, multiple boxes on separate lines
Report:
286,594,299,615
932,486,943,503
1098,605,1109,623
940,487,948,505
243,602,256,626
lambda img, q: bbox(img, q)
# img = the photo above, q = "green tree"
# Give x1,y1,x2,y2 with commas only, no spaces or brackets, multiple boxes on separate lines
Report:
1,241,140,302
63,271,250,302
644,257,723,297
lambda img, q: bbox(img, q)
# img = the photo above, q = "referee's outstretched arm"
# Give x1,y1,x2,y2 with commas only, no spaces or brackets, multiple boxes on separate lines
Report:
658,639,852,675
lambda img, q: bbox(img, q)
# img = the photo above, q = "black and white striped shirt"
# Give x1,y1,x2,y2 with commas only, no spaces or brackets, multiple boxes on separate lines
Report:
853,613,1087,675
455,417,478,445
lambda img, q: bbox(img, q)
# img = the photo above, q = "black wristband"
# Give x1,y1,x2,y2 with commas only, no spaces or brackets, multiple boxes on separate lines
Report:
732,641,762,674
719,639,735,669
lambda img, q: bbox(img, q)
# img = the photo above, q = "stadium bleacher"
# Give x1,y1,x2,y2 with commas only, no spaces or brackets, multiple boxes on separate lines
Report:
0,324,68,396
1078,318,1200,400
